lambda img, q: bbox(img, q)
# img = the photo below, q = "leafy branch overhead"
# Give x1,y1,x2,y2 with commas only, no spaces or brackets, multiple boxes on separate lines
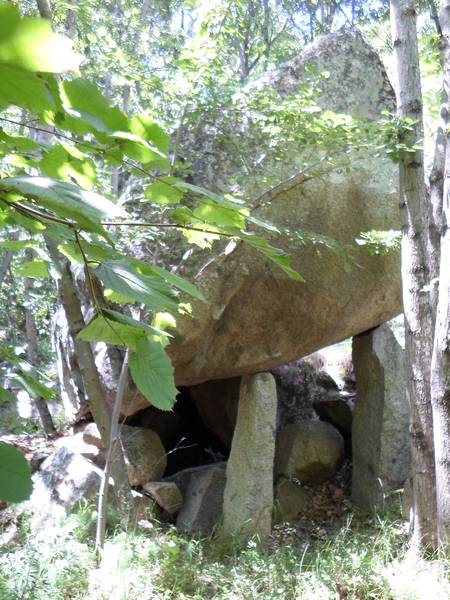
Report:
0,1,306,501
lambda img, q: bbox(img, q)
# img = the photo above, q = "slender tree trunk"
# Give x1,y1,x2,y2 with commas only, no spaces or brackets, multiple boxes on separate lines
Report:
0,231,19,288
430,0,450,545
96,350,129,554
35,0,52,20
390,0,438,549
46,240,135,523
0,251,14,289
35,0,135,527
24,249,56,434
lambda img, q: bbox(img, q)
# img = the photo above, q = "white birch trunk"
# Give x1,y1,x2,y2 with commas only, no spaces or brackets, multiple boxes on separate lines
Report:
390,0,438,549
430,0,450,545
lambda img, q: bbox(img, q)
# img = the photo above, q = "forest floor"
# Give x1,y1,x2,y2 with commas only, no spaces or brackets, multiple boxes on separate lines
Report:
0,482,449,599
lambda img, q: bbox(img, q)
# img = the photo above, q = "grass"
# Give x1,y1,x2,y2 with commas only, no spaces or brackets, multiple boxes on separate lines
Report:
1,501,449,599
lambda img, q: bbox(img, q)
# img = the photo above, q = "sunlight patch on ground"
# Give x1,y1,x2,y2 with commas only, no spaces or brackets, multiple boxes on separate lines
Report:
384,549,450,600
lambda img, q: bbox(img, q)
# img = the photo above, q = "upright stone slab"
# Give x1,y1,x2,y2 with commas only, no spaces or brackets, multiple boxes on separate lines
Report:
223,372,277,538
352,322,410,511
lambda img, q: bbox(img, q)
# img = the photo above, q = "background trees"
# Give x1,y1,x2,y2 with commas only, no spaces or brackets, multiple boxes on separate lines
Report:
0,0,449,552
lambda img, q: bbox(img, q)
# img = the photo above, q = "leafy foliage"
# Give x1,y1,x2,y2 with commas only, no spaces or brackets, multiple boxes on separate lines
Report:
0,442,32,502
0,2,319,500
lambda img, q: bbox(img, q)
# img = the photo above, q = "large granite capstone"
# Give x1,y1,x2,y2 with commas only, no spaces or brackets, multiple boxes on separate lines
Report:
166,29,401,386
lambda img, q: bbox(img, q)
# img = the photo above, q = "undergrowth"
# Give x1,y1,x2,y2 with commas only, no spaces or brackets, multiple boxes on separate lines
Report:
0,503,449,600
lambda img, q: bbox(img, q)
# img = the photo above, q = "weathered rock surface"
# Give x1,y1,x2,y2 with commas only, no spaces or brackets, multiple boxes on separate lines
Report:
166,29,400,386
187,359,341,448
26,447,103,531
272,359,328,430
189,378,240,448
120,425,167,486
274,477,311,524
313,394,354,438
142,481,183,515
82,422,104,449
275,421,344,483
352,322,410,511
53,30,401,417
167,463,227,533
55,430,105,467
223,373,277,537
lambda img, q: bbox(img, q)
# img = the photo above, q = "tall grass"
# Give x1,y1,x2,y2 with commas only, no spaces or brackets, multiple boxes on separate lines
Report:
0,503,448,600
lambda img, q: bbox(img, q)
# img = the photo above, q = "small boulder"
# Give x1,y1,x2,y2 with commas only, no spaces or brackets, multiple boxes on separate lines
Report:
167,463,227,534
27,447,103,532
120,425,167,486
142,481,183,515
313,394,354,437
274,477,311,523
55,430,105,467
274,421,344,483
82,422,104,449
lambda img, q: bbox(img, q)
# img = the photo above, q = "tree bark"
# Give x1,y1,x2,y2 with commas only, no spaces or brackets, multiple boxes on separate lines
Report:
96,350,129,553
46,239,134,523
430,0,450,545
390,0,438,549
24,248,56,434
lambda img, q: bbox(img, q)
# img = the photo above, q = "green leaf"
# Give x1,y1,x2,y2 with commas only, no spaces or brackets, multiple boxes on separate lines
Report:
94,260,180,313
40,145,97,189
102,309,170,339
132,261,206,302
0,4,82,73
129,337,178,410
144,179,184,205
77,309,168,349
0,443,32,503
0,65,56,112
129,115,169,153
0,239,38,251
59,79,129,134
238,232,304,282
0,386,15,404
0,130,39,152
9,371,54,401
78,313,145,349
15,259,49,278
0,176,124,236
175,182,245,208
193,202,246,229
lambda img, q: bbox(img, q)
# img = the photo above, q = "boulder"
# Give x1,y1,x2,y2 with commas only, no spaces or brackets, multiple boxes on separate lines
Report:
167,463,227,533
26,447,103,532
223,373,277,537
274,477,311,524
187,359,341,448
53,30,401,412
352,322,410,511
82,422,104,449
55,430,105,467
272,359,327,430
142,481,183,515
166,29,400,386
313,394,354,438
120,425,167,486
274,421,344,483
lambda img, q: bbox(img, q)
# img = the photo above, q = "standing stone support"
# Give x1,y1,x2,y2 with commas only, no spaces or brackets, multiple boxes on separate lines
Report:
222,372,277,538
352,322,410,511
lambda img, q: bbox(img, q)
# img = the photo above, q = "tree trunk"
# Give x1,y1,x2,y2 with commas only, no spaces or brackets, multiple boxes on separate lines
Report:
390,0,438,549
430,0,450,545
46,240,135,523
24,248,56,434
